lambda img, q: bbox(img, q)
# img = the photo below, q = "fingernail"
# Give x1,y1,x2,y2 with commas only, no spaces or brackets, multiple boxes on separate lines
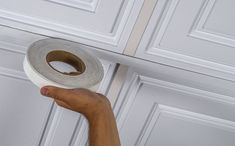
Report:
41,87,48,96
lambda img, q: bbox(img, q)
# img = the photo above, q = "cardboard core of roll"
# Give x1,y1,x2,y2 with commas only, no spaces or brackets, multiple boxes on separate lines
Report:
46,50,86,76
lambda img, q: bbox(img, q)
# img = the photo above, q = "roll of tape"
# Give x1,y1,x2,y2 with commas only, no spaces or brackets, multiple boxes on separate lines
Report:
23,38,104,91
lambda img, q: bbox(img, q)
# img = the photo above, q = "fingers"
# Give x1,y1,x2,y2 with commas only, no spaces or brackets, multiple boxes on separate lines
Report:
54,99,71,109
40,86,73,102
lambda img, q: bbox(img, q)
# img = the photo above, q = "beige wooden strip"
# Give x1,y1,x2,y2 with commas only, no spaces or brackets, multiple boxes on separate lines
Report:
124,0,157,56
106,65,128,107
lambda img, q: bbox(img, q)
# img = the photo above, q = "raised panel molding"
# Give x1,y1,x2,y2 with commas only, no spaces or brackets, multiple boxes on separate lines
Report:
135,103,160,145
115,71,235,129
46,0,99,12
136,104,235,145
148,0,179,49
189,0,235,48
0,66,27,81
0,39,53,146
0,0,144,52
0,42,27,80
0,70,53,146
114,69,235,145
135,0,235,82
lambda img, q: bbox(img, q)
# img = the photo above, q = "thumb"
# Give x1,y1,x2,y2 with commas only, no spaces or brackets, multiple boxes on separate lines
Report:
40,86,72,102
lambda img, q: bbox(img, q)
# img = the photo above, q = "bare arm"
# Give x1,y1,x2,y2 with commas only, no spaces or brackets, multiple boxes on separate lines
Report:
40,86,121,146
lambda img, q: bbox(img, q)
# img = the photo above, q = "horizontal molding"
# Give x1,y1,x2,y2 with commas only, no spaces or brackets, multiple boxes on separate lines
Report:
0,40,28,81
160,105,235,130
114,70,235,145
2,25,234,97
135,0,235,82
190,30,235,48
0,66,28,81
137,104,235,145
0,9,116,45
146,48,235,82
0,40,26,54
0,0,143,53
91,48,235,102
189,0,235,47
115,70,235,131
46,0,99,12
140,74,235,104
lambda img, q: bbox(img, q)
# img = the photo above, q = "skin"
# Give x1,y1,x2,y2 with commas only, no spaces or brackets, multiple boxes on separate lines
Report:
40,86,121,146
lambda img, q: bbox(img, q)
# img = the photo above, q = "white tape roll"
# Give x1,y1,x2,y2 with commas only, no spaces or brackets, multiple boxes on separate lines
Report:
23,38,104,91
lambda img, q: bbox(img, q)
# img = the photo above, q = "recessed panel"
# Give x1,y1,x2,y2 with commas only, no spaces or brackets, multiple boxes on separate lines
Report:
203,0,235,37
0,49,24,72
0,0,144,53
117,74,235,146
159,0,235,65
0,75,52,146
0,0,123,34
145,112,235,146
136,0,235,80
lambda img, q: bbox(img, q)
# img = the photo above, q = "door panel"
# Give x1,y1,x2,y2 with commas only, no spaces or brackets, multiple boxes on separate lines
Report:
0,26,52,145
0,0,144,52
0,57,52,146
135,0,235,81
115,69,235,146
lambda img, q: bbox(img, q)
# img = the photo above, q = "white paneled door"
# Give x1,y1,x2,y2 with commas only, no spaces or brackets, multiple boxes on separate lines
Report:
115,69,235,146
136,0,235,81
0,0,144,52
0,73,52,146
0,0,234,145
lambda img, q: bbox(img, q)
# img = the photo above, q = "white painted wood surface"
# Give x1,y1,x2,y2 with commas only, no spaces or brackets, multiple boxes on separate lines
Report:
115,69,235,146
0,26,117,146
0,73,52,146
135,0,235,82
0,0,144,53
0,0,234,145
0,28,52,146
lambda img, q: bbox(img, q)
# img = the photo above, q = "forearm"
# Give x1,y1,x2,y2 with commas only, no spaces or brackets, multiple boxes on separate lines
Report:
40,86,120,146
88,106,121,146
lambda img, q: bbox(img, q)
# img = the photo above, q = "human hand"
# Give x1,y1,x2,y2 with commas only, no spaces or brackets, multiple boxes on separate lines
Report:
40,86,121,146
40,86,112,120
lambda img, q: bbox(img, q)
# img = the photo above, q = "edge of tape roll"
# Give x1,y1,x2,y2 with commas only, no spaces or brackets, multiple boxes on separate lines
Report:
23,38,104,91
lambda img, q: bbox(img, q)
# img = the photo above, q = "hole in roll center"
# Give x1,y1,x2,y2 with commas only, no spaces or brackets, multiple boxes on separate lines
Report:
46,50,86,76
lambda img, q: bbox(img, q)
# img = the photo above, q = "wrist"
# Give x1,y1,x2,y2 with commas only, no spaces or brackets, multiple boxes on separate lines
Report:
86,101,113,122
